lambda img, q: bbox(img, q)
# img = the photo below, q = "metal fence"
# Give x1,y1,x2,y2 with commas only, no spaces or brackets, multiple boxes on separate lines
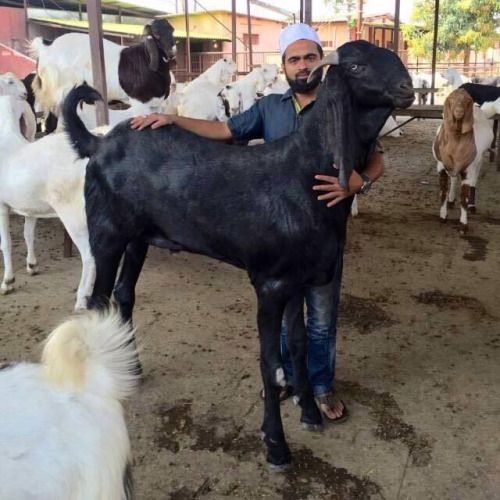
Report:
174,50,500,82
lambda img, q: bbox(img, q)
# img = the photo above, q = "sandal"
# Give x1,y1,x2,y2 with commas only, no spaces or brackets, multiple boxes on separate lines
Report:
316,393,349,423
260,385,293,402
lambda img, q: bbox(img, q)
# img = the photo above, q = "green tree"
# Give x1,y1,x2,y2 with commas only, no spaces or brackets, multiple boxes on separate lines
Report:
402,0,500,64
325,0,358,27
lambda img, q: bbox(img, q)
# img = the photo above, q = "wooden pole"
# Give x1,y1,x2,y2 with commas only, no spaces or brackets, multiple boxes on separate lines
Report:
87,0,108,125
246,0,253,70
356,0,363,40
232,0,237,72
304,0,312,25
300,0,304,23
393,0,400,55
22,0,29,42
184,0,191,79
431,0,439,104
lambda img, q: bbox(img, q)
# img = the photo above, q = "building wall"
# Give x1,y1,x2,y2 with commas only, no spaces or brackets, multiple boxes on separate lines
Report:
0,7,28,53
314,21,350,50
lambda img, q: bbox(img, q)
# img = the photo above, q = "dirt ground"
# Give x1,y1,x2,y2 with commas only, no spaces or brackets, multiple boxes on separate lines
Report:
1,118,499,500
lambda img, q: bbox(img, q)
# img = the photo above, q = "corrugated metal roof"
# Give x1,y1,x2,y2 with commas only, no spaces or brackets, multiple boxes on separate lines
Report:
29,16,231,40
0,0,163,17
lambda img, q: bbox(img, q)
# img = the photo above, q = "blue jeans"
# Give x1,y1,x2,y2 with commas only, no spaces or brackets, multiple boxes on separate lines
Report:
281,254,343,397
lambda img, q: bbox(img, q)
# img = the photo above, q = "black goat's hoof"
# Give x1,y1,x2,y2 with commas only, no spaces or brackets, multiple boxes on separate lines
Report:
468,205,476,214
447,201,455,208
301,422,323,432
268,461,292,473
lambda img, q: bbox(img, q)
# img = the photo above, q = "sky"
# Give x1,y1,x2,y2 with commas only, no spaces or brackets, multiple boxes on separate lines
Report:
129,0,415,22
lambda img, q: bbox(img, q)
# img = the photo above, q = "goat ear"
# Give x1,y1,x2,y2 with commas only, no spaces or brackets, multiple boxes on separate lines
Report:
307,51,339,83
19,112,28,140
462,100,474,134
443,95,456,132
145,36,160,72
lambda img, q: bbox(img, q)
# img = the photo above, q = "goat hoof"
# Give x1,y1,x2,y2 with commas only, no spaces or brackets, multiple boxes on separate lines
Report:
447,201,455,208
459,224,468,235
1,284,14,295
268,462,292,473
301,422,323,432
275,367,286,387
468,205,476,214
439,217,447,224
27,263,39,276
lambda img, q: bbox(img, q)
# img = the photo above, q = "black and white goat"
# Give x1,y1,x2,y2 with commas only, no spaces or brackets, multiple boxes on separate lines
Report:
459,82,500,105
63,40,414,469
0,309,138,499
31,19,176,121
118,18,176,106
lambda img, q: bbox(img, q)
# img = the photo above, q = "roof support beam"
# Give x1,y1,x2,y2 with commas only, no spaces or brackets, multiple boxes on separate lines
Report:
184,0,191,77
393,0,400,54
246,0,253,69
431,0,439,104
87,0,109,125
232,0,237,68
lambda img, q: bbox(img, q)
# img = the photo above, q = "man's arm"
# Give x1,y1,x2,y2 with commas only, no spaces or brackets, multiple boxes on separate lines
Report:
130,113,232,141
313,151,384,208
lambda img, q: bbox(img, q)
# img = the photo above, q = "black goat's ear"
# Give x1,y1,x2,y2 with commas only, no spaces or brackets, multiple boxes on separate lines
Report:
145,36,160,72
307,51,339,83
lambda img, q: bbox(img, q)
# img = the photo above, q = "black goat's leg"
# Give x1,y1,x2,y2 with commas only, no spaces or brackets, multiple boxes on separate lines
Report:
256,283,292,469
87,243,127,311
113,240,149,323
283,294,322,430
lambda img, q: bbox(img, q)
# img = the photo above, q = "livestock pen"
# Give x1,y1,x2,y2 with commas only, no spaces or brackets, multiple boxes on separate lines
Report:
0,118,499,498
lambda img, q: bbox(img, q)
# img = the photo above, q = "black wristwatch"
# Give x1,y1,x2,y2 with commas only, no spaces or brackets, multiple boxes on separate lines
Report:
358,173,371,195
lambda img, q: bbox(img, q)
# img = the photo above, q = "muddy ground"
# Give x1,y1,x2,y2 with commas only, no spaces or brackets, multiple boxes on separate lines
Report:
1,118,499,500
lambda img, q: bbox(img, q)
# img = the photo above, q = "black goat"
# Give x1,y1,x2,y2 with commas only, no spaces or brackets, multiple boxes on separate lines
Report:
460,82,500,105
63,40,414,469
118,19,176,103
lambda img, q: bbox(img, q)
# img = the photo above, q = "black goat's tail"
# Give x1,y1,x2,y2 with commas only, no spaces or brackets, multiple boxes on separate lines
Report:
62,84,103,158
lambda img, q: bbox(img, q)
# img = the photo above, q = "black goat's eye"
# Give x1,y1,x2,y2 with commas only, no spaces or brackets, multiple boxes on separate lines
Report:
349,64,359,72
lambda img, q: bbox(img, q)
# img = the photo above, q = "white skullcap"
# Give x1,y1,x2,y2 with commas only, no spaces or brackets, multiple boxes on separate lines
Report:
278,23,321,57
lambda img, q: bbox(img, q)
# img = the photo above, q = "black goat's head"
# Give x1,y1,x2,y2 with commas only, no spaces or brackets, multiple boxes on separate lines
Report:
306,41,414,188
309,40,414,109
143,19,176,72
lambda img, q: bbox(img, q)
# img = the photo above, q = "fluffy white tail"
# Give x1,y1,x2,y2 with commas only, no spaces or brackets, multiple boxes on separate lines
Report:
42,309,139,400
28,36,46,59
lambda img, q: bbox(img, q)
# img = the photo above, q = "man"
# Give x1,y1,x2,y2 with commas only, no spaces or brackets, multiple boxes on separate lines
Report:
131,23,384,421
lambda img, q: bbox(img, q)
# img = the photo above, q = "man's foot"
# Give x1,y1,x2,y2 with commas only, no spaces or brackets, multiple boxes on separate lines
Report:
316,393,349,423
260,385,293,402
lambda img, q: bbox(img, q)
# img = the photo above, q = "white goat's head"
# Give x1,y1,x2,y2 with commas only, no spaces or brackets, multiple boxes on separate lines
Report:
0,95,34,141
0,72,27,99
205,58,237,87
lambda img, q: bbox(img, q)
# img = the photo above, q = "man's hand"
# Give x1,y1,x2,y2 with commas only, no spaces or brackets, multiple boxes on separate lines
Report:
130,113,176,130
313,168,363,208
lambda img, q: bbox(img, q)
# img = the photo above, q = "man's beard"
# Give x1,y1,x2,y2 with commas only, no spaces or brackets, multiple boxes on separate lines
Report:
286,70,322,93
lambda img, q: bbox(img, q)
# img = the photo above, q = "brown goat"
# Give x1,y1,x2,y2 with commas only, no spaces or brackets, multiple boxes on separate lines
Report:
432,88,494,232
434,89,476,176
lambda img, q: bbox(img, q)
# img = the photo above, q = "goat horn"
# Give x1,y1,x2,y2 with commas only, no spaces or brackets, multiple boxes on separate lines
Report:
307,51,339,83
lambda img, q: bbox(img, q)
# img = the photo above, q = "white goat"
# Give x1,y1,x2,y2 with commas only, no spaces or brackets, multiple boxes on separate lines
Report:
263,76,290,96
0,309,138,500
433,88,494,232
0,72,37,141
441,68,471,89
178,58,237,120
30,34,129,115
0,95,97,308
379,115,404,137
219,64,279,116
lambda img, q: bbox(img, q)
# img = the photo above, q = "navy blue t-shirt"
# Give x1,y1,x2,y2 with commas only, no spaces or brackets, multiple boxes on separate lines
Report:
227,89,314,143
